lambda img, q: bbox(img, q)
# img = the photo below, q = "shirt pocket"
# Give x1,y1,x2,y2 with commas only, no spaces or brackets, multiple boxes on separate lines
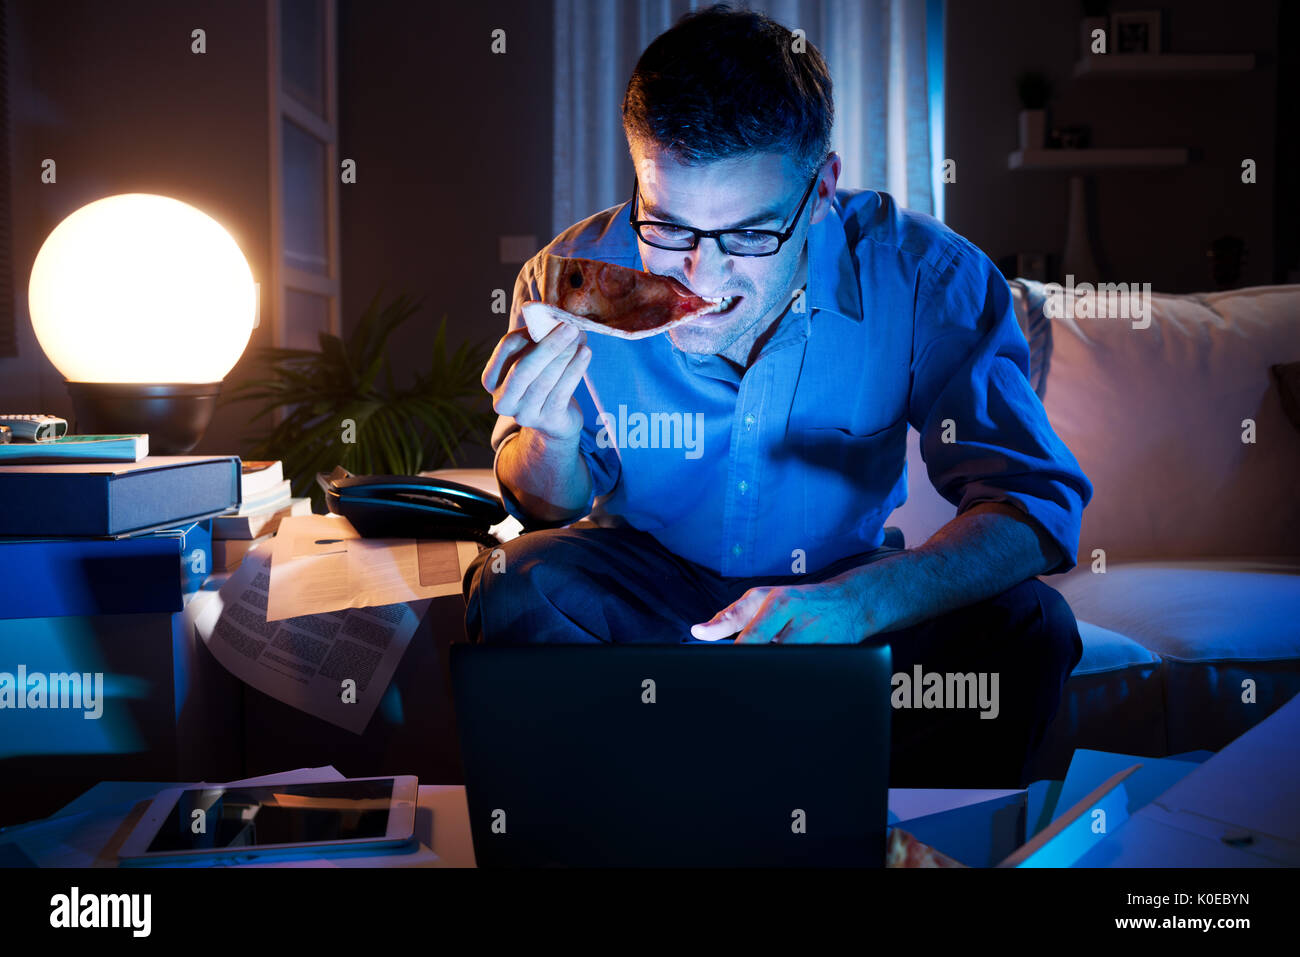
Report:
785,364,906,437
789,417,904,484
787,417,909,555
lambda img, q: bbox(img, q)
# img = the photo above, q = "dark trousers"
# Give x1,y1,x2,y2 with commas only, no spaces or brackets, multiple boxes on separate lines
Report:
462,523,1082,788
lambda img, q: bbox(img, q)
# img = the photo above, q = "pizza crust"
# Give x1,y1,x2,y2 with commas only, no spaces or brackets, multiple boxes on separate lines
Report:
521,300,704,342
522,254,724,341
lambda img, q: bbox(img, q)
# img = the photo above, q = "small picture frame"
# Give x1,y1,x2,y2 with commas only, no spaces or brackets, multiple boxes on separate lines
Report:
1112,10,1162,54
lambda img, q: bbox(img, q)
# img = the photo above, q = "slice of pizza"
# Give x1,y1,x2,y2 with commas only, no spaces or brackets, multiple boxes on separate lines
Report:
520,255,740,341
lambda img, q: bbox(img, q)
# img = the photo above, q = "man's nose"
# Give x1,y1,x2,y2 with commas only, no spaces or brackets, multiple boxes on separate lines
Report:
682,238,734,296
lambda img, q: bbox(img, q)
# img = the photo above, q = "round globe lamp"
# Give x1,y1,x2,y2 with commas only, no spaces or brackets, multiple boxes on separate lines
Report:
28,193,257,453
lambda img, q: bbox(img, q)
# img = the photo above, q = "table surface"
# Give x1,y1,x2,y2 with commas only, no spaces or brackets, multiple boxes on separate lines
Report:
0,783,476,868
0,782,1027,868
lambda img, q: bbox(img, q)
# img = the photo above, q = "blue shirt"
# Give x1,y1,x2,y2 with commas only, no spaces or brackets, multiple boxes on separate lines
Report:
493,188,1092,578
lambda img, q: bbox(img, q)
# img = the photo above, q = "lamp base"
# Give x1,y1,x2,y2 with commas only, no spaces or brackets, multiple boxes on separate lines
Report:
66,382,221,455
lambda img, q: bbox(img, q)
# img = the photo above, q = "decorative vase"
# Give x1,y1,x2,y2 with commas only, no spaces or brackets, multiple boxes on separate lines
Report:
1061,175,1101,284
1018,109,1046,151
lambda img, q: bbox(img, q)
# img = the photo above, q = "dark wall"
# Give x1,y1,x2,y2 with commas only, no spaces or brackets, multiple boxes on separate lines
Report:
944,0,1280,292
0,0,272,455
337,0,553,469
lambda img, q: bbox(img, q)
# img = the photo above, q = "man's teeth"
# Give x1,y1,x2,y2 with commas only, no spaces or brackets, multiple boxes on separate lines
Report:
700,296,736,315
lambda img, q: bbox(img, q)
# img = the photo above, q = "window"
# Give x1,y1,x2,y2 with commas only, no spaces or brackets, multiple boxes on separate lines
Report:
269,0,340,349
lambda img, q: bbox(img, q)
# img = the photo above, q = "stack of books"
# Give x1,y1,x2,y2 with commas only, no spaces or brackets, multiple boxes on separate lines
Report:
211,461,311,572
0,455,245,611
0,451,246,820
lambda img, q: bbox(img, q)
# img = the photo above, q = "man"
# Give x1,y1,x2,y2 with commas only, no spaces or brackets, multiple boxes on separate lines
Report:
466,5,1091,787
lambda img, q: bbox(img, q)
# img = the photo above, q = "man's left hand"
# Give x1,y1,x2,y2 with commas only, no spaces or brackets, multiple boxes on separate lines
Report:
690,577,885,644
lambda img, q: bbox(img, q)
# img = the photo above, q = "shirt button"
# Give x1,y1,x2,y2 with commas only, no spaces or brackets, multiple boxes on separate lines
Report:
731,543,743,557
744,413,756,430
737,480,748,494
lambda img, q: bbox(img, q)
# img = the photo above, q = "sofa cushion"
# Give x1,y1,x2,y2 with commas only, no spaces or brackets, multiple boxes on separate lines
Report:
1054,560,1300,661
1042,284,1300,561
1054,561,1300,753
1071,618,1162,676
1008,279,1052,399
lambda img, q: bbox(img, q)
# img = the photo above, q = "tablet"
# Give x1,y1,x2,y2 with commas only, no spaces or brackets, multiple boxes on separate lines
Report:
117,775,418,864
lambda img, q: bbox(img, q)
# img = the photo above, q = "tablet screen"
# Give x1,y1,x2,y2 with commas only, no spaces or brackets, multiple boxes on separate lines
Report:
146,779,395,852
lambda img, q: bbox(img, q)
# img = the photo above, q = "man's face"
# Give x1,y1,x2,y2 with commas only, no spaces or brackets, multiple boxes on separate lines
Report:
629,143,836,356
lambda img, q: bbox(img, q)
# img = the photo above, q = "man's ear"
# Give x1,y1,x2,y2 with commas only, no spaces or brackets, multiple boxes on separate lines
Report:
808,152,841,226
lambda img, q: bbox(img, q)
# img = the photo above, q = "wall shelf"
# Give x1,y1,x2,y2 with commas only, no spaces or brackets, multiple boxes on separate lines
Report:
1008,148,1191,171
1073,54,1256,78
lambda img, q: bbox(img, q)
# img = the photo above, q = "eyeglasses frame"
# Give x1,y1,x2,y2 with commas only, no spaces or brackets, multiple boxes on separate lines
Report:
627,165,822,257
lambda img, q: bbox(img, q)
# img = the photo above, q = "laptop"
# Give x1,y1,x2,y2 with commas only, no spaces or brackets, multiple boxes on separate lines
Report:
449,643,892,867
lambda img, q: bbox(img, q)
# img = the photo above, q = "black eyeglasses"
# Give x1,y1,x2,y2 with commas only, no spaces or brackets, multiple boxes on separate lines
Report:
628,169,820,257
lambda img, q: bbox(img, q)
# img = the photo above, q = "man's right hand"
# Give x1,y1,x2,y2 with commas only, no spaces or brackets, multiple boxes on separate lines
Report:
481,311,592,442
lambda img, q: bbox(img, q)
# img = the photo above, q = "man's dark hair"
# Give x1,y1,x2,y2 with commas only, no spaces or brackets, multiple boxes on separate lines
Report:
622,3,834,178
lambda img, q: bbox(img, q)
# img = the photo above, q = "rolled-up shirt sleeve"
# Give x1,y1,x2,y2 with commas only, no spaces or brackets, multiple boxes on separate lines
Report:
490,254,622,531
906,238,1092,573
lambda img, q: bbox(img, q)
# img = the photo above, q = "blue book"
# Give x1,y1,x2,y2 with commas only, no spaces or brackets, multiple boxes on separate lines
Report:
0,520,213,619
0,456,241,537
0,433,147,463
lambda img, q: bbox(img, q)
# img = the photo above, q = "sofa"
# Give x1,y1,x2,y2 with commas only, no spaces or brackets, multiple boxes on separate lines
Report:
887,281,1300,779
433,282,1300,781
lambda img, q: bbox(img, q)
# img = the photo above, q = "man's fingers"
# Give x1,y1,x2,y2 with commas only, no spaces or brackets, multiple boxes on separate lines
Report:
734,605,795,644
538,344,592,420
494,322,581,415
481,327,533,392
690,606,741,641
516,336,582,413
691,589,767,641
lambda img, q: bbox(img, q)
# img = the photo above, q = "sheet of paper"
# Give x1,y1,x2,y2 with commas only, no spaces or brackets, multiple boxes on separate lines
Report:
266,513,481,621
195,543,428,733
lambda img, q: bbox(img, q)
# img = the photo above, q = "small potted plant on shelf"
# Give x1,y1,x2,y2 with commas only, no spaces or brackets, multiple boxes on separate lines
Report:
1016,72,1051,151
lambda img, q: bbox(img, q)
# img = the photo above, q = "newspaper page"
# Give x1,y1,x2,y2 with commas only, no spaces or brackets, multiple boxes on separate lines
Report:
266,513,480,621
195,542,430,734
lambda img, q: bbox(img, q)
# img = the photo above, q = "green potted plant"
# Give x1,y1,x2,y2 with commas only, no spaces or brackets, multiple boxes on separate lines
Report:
224,290,496,511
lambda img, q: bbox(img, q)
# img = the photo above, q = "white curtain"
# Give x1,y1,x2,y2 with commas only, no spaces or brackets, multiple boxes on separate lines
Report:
551,0,939,237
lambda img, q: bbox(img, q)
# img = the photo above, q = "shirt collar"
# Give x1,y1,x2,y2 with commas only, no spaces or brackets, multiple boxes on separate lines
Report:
806,198,864,322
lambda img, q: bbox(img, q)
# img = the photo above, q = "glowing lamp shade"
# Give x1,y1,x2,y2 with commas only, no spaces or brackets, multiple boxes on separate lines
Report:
28,194,257,452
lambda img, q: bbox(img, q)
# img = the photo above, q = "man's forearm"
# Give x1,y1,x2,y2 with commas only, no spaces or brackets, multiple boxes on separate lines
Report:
830,501,1064,636
497,428,593,523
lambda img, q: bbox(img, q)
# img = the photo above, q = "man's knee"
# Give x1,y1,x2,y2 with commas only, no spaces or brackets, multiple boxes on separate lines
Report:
958,578,1079,678
462,528,591,643
1006,579,1083,684
885,578,1081,787
465,529,564,598
985,579,1082,760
